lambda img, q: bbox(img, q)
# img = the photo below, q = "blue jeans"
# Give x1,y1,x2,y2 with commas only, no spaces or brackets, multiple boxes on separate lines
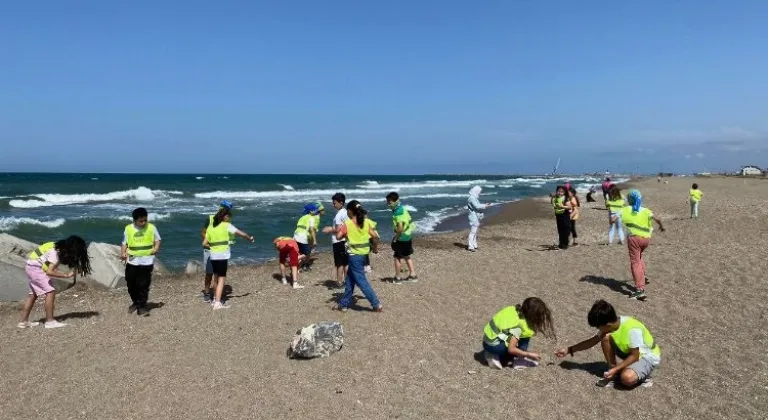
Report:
608,214,625,244
482,337,530,356
339,254,381,309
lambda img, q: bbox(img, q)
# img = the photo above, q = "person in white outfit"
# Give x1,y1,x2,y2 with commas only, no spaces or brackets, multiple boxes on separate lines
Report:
467,186,486,252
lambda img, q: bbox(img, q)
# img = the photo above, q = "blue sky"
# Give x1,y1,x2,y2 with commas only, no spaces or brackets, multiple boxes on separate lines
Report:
1,1,767,174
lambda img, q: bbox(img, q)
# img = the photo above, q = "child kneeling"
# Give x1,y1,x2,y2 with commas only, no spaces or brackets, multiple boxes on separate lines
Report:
273,237,305,289
555,300,660,387
482,297,555,369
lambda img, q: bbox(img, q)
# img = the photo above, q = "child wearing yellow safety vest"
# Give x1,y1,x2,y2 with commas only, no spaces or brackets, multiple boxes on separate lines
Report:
689,183,703,219
120,208,162,317
323,200,382,312
551,186,572,249
200,200,234,303
294,204,319,272
482,297,555,369
606,185,626,245
386,192,417,283
201,207,255,310
555,300,660,388
18,236,92,329
611,190,665,301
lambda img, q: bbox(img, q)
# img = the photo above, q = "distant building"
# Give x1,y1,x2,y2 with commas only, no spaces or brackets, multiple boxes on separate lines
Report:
740,165,763,176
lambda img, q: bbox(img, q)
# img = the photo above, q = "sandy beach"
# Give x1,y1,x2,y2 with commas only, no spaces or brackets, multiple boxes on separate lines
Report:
1,176,766,419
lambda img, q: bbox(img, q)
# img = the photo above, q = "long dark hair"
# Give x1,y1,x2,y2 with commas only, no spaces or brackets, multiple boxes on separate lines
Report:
55,235,92,276
517,297,555,339
213,207,231,227
346,200,368,228
608,185,622,201
568,187,581,207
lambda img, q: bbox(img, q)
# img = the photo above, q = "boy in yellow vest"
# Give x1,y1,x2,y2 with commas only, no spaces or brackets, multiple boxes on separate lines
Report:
689,183,703,219
120,207,161,317
294,204,319,272
555,300,660,388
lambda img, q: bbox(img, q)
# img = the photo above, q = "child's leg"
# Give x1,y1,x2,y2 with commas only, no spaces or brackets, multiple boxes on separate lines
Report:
214,275,226,302
136,265,153,309
608,221,616,244
620,359,654,386
627,237,646,291
19,294,37,323
290,265,302,288
43,291,56,322
517,338,530,352
405,257,416,276
279,261,287,282
393,257,402,278
618,221,626,244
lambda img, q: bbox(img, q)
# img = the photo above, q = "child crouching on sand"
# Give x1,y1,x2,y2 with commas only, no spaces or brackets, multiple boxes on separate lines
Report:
273,236,305,289
482,297,555,369
555,300,660,388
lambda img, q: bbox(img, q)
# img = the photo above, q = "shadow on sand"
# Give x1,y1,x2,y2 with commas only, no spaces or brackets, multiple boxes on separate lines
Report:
579,275,633,297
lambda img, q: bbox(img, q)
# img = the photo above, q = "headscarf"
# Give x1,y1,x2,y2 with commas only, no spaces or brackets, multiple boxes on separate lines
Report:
469,186,482,199
303,203,319,215
627,189,643,212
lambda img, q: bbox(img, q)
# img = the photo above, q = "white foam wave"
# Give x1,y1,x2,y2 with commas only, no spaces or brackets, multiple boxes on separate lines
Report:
357,179,488,190
196,176,204,180
403,204,418,212
8,187,170,208
111,212,172,222
415,207,459,233
91,177,98,180
280,184,295,191
195,187,392,200
0,217,66,231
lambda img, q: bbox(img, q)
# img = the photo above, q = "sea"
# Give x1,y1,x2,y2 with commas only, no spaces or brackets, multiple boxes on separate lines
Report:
0,173,614,269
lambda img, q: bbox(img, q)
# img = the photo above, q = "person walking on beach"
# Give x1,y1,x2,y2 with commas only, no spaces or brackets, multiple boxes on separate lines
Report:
602,178,613,207
273,236,305,289
555,300,660,388
201,200,234,302
482,297,555,370
120,208,162,317
323,200,383,312
328,193,348,288
689,183,703,219
611,190,665,301
551,185,571,250
294,204,319,272
467,185,486,252
386,192,417,283
606,185,626,245
202,207,256,309
567,186,580,246
18,236,92,329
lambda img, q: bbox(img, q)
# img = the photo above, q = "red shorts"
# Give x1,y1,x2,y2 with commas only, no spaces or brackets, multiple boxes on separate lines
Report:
279,245,299,267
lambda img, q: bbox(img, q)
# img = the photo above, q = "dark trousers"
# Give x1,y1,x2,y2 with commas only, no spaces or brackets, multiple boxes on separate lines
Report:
125,264,153,308
555,213,570,249
570,219,578,239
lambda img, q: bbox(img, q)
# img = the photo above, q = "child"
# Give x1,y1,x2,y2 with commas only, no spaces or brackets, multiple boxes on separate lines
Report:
294,203,319,272
689,183,703,219
386,192,417,283
551,185,571,250
482,297,555,369
201,200,234,302
611,190,665,301
19,236,92,329
606,185,626,245
120,208,162,317
555,300,660,388
567,187,580,246
202,207,255,310
273,236,305,289
328,193,348,287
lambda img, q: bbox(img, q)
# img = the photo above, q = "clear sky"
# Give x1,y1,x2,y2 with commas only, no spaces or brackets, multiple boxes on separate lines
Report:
2,1,767,174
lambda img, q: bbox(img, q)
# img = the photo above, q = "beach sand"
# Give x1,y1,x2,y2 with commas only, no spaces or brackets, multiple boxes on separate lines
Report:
1,176,766,419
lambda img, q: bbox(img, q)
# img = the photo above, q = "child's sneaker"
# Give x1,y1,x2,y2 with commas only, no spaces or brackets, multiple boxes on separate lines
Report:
403,275,419,283
202,292,213,303
595,378,615,388
484,351,503,369
281,277,288,285
44,320,67,329
512,357,540,370
640,378,654,388
364,265,372,273
390,277,403,284
17,321,40,329
629,290,647,301
212,301,230,310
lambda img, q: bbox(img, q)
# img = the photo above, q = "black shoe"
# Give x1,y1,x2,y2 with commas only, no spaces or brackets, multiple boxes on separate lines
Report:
128,304,137,314
136,307,150,317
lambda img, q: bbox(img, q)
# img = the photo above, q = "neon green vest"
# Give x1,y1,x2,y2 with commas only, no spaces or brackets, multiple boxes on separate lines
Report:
483,306,535,345
621,207,653,238
345,219,372,256
295,214,313,236
125,223,156,257
206,221,231,253
607,197,625,213
28,242,55,270
611,316,661,357
553,196,566,214
392,206,414,241
689,189,702,202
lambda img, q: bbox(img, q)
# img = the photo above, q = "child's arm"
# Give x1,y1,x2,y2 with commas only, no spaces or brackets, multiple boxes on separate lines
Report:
652,215,665,232
45,262,75,279
507,337,541,360
393,221,404,241
368,226,380,253
234,229,255,242
554,334,601,358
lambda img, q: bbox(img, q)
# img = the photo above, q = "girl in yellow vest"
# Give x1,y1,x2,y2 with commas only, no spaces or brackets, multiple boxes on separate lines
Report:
555,300,660,388
202,207,255,309
611,190,665,301
606,185,626,245
120,207,162,316
19,236,92,329
689,183,703,219
551,186,572,249
322,200,382,312
482,297,555,369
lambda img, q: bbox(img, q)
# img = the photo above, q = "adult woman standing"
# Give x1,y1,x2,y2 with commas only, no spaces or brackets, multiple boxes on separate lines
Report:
551,186,571,250
467,186,486,252
323,200,383,312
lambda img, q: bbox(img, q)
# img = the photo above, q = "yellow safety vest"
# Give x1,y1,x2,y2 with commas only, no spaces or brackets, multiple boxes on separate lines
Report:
28,241,55,270
607,197,625,213
345,219,373,256
483,306,535,345
689,189,702,202
611,316,661,357
295,214,313,236
621,207,653,238
553,196,566,214
208,215,235,244
125,223,156,257
206,221,231,254
392,206,415,240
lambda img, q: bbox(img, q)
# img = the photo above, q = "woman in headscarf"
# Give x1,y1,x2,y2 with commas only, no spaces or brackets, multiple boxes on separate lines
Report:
467,186,486,252
611,189,665,301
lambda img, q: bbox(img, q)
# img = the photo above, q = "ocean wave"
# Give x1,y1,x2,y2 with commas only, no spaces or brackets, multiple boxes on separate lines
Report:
8,187,172,208
415,207,459,233
196,177,205,180
357,179,488,190
0,217,66,231
403,204,418,212
110,212,172,222
195,187,393,200
279,184,295,191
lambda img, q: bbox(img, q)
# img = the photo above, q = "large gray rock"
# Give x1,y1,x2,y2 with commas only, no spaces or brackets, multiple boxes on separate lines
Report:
86,242,169,289
0,234,73,302
289,322,344,359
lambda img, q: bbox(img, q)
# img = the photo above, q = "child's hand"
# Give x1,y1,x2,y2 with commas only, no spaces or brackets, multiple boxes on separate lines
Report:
120,253,127,261
604,367,619,379
322,226,334,234
527,352,542,361
67,272,76,279
554,348,569,358
249,236,255,243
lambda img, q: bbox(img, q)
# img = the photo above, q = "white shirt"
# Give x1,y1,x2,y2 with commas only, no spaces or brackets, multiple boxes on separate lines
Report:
619,316,661,366
122,225,162,266
209,223,239,260
331,209,348,243
293,216,316,244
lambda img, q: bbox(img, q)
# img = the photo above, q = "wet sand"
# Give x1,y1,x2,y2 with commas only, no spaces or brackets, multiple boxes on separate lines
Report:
1,176,766,419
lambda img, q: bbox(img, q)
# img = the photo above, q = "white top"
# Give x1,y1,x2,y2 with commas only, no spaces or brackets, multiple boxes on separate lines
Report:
27,248,59,268
331,209,348,243
293,216,315,244
619,316,661,366
122,225,162,266
209,223,239,260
